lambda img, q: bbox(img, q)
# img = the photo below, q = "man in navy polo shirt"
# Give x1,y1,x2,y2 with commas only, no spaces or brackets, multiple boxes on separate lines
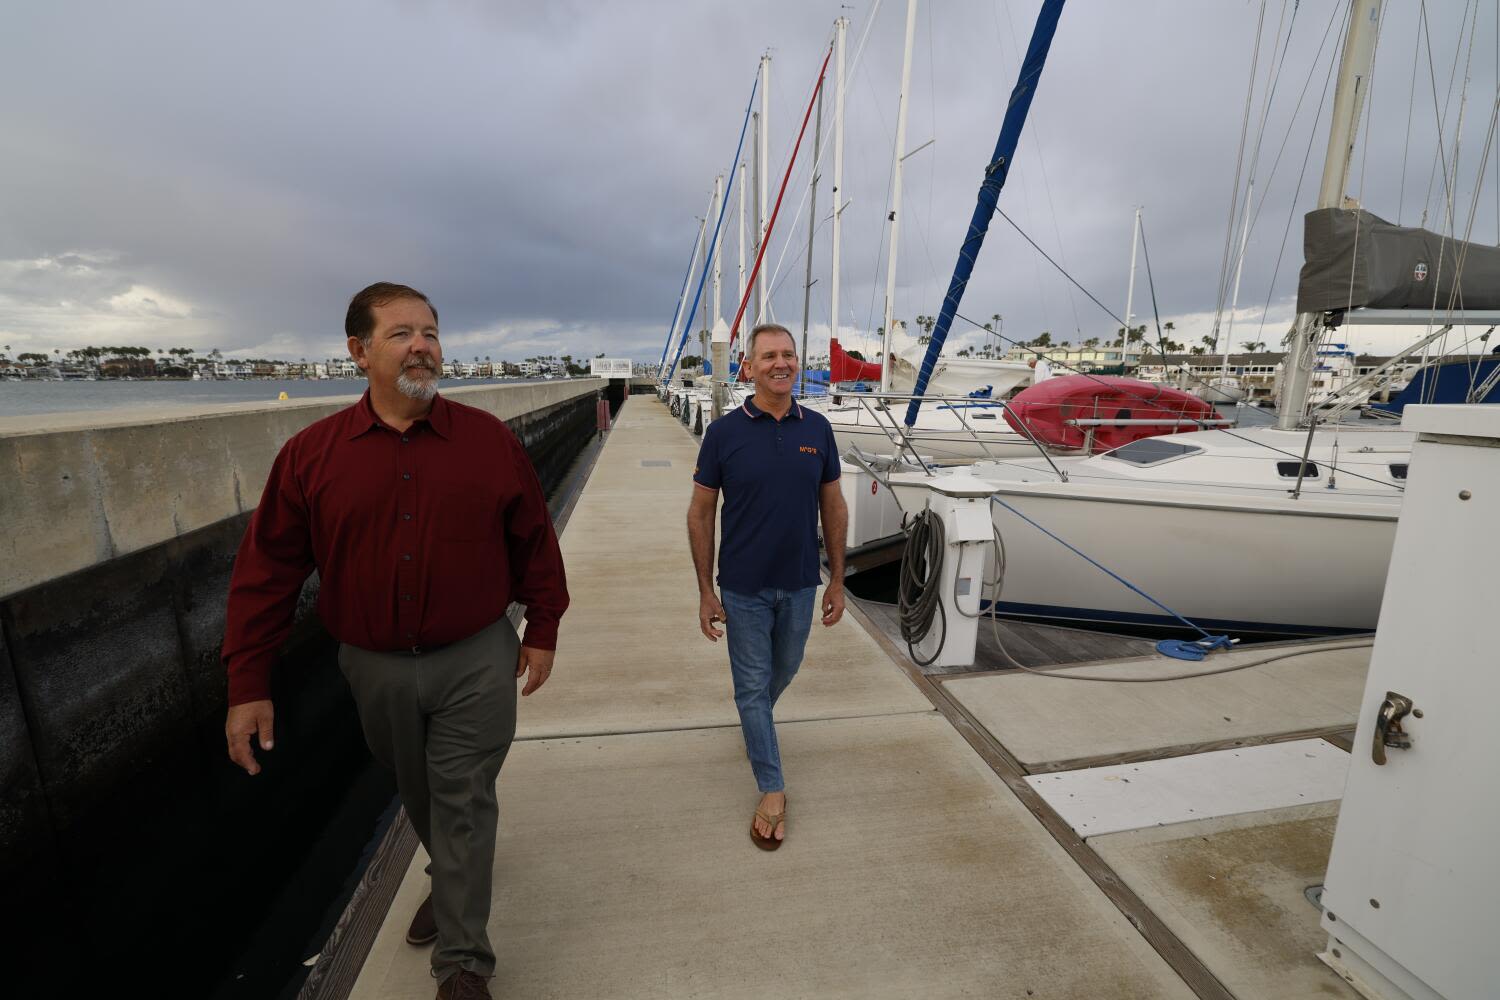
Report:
686,322,848,850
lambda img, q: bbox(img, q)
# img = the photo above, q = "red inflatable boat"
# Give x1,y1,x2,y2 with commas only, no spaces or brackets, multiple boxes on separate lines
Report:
1003,375,1221,453
829,338,884,384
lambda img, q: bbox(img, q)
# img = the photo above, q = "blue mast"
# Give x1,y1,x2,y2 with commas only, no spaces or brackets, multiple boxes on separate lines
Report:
663,72,758,386
903,0,1066,427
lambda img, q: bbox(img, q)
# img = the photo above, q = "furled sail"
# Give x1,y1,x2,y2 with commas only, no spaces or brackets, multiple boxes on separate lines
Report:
1297,207,1500,314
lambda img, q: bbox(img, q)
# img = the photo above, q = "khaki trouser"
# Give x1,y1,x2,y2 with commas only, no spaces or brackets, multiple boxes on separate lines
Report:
337,617,519,981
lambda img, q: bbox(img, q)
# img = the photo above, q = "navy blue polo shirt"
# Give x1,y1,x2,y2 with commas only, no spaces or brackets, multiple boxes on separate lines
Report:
693,397,841,595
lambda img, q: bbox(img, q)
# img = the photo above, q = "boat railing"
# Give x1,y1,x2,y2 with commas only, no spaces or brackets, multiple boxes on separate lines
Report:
827,388,1071,481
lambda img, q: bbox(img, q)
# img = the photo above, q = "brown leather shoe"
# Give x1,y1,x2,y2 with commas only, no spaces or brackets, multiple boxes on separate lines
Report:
406,893,437,946
435,970,492,999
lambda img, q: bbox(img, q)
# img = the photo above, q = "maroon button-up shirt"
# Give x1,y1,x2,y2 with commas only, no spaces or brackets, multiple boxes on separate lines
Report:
221,390,569,706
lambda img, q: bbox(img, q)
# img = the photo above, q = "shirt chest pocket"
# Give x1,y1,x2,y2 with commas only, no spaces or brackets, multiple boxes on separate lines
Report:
437,493,499,542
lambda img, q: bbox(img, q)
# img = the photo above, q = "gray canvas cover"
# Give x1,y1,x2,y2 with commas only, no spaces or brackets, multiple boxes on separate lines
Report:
1296,207,1500,314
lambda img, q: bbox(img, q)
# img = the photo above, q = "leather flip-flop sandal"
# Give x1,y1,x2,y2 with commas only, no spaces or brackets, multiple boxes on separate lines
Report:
750,797,787,851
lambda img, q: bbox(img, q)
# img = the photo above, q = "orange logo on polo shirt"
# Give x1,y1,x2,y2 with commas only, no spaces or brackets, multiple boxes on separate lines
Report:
798,445,819,455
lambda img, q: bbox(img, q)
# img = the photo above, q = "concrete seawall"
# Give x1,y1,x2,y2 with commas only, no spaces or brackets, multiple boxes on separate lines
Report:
0,378,604,988
0,379,603,599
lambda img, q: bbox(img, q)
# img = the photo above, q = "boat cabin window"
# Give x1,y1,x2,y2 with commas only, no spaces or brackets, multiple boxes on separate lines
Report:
1276,461,1320,479
1102,438,1204,466
1389,463,1408,480
968,412,998,420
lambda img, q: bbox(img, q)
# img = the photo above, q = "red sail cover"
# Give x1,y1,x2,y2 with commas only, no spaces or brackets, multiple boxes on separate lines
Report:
830,338,883,384
1003,375,1217,453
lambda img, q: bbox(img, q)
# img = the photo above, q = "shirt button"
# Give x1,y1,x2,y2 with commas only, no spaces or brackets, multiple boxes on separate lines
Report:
402,594,413,601
403,513,412,521
402,435,410,443
402,472,412,480
406,631,416,639
402,553,412,561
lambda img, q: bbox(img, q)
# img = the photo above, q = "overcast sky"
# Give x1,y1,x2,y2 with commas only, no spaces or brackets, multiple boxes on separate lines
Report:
3,1,1498,365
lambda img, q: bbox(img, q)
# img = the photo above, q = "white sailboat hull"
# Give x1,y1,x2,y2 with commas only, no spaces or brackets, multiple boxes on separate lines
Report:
1193,377,1246,404
886,476,1399,636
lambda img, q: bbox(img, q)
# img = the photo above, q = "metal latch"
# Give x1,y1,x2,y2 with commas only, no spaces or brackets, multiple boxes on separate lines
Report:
1372,691,1415,765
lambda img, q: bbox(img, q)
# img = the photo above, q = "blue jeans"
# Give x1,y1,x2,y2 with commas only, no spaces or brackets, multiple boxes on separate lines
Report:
721,586,818,793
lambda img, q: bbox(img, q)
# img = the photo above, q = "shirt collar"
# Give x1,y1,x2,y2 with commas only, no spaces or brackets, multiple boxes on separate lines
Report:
741,397,802,421
348,389,451,440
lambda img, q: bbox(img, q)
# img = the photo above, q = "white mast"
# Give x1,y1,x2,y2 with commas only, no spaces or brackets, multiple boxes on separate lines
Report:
1221,181,1253,382
800,76,824,395
751,112,763,330
881,0,919,393
738,161,747,311
711,173,723,325
830,16,848,353
1279,0,1384,430
664,214,706,383
757,53,772,325
1122,206,1141,370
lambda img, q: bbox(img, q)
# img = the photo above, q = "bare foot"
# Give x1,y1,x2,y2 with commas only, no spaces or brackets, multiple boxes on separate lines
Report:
753,791,786,841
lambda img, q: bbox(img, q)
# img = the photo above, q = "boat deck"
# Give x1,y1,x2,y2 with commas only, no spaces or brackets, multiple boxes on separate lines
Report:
315,397,1369,999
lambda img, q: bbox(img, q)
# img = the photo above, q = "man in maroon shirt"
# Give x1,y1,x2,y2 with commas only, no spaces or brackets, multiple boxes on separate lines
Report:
221,282,568,1000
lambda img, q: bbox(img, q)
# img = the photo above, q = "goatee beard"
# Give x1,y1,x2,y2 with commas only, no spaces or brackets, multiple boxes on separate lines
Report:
396,368,438,401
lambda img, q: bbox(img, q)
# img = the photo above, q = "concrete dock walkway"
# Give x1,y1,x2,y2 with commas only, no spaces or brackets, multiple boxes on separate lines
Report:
345,398,1362,999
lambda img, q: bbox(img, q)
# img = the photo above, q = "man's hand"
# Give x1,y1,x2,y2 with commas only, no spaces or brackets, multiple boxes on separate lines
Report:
517,645,555,697
226,699,275,776
699,591,727,641
821,584,846,627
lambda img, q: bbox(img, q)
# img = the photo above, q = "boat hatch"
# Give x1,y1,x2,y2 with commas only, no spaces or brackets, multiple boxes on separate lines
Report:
1102,438,1204,466
1389,463,1408,480
1276,461,1320,478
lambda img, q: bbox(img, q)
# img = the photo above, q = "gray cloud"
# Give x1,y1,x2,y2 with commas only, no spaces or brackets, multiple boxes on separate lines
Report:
2,1,1495,363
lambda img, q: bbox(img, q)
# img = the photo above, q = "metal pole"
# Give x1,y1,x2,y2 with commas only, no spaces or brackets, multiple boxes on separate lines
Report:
661,215,706,385
758,53,771,325
830,16,848,359
738,160,747,311
882,0,919,393
698,217,708,372
711,174,723,325
1122,206,1140,370
1279,0,1384,430
800,80,823,396
752,112,763,330
1222,181,1253,382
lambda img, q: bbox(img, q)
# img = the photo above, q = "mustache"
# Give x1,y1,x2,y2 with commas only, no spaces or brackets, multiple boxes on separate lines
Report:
402,358,438,373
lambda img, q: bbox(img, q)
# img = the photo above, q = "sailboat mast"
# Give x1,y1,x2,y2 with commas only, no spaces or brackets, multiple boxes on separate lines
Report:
711,173,723,325
752,113,763,328
801,79,824,396
738,161,747,311
830,16,848,357
1122,206,1141,370
662,214,706,383
882,0,919,393
1278,0,1384,430
758,53,772,326
1222,181,1253,379
698,213,709,366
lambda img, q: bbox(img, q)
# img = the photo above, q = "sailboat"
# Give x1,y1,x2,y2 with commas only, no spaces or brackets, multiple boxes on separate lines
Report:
881,0,1494,637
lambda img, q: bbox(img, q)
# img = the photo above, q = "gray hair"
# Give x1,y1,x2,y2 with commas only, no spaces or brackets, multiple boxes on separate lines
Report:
746,323,796,359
